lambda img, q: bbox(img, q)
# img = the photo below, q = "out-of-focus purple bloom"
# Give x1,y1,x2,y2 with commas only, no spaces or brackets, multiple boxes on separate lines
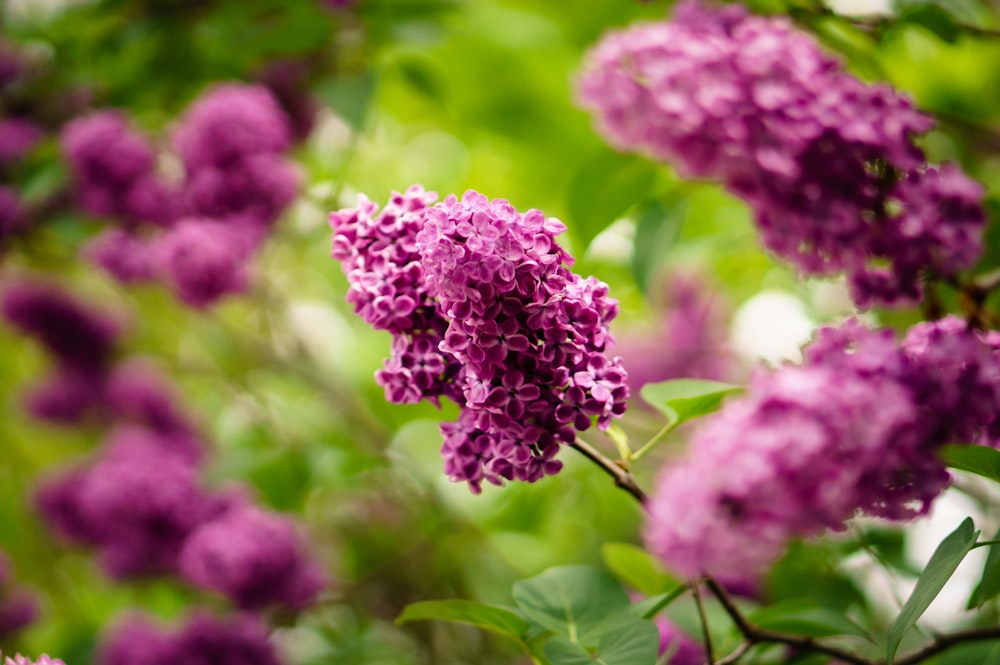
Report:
107,360,200,444
23,368,105,425
654,615,704,664
173,84,291,172
616,273,733,396
153,220,251,308
0,118,42,162
99,613,282,665
331,187,628,492
258,59,320,141
577,2,985,308
62,112,175,226
84,229,157,284
180,505,326,611
38,433,215,578
1,280,119,373
645,316,1000,578
184,154,298,225
2,655,67,665
0,187,22,239
0,553,38,641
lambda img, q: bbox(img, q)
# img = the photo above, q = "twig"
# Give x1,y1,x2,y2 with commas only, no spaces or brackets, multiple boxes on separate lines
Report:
693,581,716,664
894,626,1000,665
714,641,751,665
570,438,648,504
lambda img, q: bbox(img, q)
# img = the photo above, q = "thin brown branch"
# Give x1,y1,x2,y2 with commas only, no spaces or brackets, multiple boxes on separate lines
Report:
714,641,751,665
693,581,716,664
570,439,648,504
894,625,1000,665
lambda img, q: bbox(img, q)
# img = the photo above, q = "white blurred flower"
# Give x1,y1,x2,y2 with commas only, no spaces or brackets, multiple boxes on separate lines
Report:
730,290,815,364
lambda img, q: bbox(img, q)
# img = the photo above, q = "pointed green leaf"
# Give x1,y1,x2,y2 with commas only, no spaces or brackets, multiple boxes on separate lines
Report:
602,543,679,596
513,566,631,644
544,620,659,665
941,444,1000,484
969,527,1000,609
630,198,685,295
887,517,979,664
640,379,744,429
629,586,689,620
396,599,530,644
749,600,870,640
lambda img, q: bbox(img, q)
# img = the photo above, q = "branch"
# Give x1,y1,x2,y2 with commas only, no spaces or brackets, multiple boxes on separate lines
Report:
705,578,872,665
893,626,1000,665
693,581,716,664
714,641,751,665
570,439,648,504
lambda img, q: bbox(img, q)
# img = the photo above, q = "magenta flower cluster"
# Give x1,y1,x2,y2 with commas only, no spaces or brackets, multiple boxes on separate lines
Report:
1,654,65,665
62,84,299,308
0,44,43,248
99,612,280,665
645,316,1000,579
577,1,986,308
330,186,628,492
2,280,325,624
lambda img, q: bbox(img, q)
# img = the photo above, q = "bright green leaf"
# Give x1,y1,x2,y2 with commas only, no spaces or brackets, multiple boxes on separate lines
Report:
969,527,1000,609
749,600,870,640
396,599,530,645
512,566,631,644
317,70,378,132
629,586,689,620
887,517,979,664
602,543,679,596
543,637,593,665
640,379,744,429
941,444,1000,484
543,621,659,665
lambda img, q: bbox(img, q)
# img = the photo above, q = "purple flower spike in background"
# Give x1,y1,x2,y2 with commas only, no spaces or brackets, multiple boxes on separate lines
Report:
577,0,986,308
0,552,38,642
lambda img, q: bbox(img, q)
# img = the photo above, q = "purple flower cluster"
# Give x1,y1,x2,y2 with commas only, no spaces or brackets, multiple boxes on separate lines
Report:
2,279,325,610
330,187,629,492
0,553,38,642
614,273,734,396
0,47,42,248
99,612,281,665
654,615,704,665
62,84,299,308
577,1,986,308
645,316,1000,578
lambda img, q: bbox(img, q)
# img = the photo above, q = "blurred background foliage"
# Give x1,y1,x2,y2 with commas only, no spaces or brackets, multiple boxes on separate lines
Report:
3,0,1000,663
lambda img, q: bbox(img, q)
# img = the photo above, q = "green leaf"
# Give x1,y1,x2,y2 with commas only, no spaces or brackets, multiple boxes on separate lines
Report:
566,149,659,252
630,198,685,296
887,517,979,664
602,543,679,596
941,444,1000,484
898,3,960,42
317,70,378,132
640,379,744,429
749,600,870,640
543,621,659,665
512,566,631,644
969,527,1000,609
396,599,530,644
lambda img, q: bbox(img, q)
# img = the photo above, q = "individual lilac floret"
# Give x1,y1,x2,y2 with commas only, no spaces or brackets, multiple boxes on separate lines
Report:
62,111,174,226
99,613,282,665
1,280,119,373
577,1,984,308
331,187,630,492
38,433,214,578
180,505,326,611
173,84,291,171
2,655,66,665
153,220,251,308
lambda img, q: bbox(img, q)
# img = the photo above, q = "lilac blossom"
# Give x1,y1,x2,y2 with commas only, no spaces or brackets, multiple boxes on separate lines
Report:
1,655,66,665
654,615,704,665
0,553,37,641
153,220,251,308
645,317,1000,578
184,154,298,224
577,2,985,308
0,118,42,162
180,505,326,611
331,187,629,492
99,613,282,665
84,230,157,284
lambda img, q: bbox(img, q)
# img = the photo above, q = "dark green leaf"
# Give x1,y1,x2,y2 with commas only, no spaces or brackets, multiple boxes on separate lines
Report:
512,566,631,644
602,542,679,596
969,527,1000,608
317,70,378,132
941,444,1000,484
749,600,870,640
543,637,592,665
396,599,530,644
629,586,689,620
640,379,744,429
899,4,960,43
887,517,979,664
566,149,659,252
630,198,685,296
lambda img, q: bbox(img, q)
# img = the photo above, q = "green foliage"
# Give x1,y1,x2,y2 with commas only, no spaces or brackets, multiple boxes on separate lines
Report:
601,542,679,596
640,379,745,430
940,444,1000,484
